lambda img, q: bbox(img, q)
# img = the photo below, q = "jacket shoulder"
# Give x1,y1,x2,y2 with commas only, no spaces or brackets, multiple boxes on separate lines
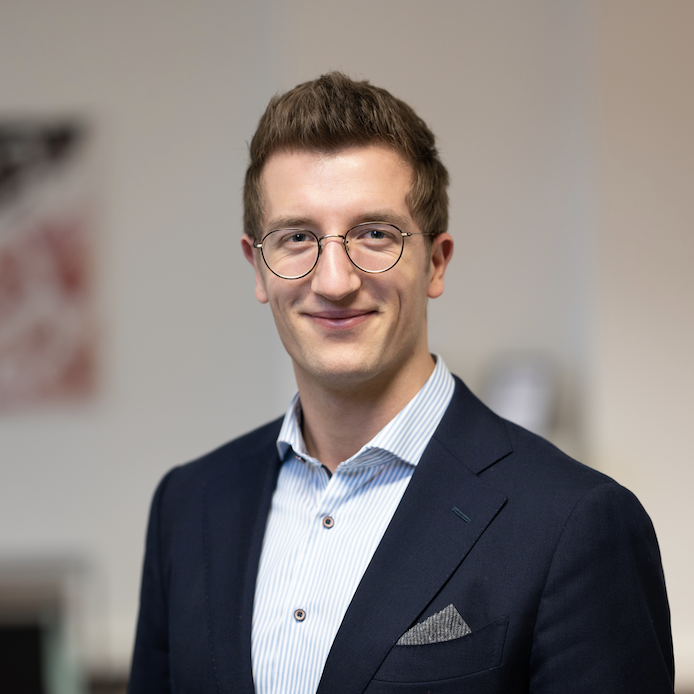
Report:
444,375,639,515
153,416,283,506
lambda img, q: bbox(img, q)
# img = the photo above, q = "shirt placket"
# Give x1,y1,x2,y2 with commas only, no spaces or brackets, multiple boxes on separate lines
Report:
284,464,383,657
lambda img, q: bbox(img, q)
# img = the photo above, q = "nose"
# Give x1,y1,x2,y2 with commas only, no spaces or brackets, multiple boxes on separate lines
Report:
310,235,361,300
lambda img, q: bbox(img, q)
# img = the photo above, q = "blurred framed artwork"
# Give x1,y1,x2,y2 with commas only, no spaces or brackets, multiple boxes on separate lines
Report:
0,121,97,411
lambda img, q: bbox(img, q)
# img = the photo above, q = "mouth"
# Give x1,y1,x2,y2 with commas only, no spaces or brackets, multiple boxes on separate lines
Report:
305,309,377,330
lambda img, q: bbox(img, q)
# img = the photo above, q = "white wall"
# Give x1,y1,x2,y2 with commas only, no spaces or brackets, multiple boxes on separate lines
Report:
0,0,691,685
590,0,694,684
0,0,293,671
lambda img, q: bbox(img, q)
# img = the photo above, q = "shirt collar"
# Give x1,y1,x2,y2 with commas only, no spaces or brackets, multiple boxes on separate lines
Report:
276,355,455,471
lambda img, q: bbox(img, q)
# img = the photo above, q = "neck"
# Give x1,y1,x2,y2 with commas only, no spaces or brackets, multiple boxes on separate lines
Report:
295,351,435,472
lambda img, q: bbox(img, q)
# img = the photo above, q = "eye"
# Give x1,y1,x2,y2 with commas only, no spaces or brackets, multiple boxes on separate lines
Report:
275,229,315,246
362,228,387,240
350,224,400,245
291,232,311,243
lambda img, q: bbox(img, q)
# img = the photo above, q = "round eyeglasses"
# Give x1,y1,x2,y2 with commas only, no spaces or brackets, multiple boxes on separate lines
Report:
253,222,437,280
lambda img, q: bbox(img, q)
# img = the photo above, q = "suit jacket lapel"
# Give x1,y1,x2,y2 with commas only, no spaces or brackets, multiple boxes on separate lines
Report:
317,378,511,694
202,426,283,694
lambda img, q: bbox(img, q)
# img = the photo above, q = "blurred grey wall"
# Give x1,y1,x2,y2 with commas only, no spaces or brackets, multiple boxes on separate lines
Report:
0,0,691,684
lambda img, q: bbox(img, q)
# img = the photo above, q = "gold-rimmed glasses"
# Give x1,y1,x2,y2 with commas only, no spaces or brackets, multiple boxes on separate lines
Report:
253,222,437,280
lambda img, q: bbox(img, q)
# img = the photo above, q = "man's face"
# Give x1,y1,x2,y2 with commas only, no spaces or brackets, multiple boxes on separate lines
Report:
242,145,453,393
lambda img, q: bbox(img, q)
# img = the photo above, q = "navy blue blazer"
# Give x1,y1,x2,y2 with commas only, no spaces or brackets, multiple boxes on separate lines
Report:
129,377,674,693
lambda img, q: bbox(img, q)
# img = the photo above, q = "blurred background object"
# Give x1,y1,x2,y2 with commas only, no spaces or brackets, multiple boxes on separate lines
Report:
481,354,557,438
0,557,87,694
0,121,97,412
0,0,691,691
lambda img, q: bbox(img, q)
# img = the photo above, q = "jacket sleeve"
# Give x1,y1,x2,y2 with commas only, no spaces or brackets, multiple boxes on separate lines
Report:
529,481,674,692
128,472,174,694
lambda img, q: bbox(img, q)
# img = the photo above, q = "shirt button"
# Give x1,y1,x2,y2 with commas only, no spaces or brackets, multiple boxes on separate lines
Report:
322,516,334,529
294,609,306,622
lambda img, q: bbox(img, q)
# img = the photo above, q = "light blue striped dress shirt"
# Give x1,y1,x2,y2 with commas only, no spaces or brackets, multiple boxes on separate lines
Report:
251,356,455,694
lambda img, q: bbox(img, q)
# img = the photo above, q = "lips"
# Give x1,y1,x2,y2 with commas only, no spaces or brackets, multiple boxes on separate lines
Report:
304,308,376,330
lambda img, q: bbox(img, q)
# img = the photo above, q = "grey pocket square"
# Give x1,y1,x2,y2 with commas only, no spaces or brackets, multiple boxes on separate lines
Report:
396,604,472,646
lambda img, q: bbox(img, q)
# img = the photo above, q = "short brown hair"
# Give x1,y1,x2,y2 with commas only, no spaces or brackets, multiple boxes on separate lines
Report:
243,72,449,241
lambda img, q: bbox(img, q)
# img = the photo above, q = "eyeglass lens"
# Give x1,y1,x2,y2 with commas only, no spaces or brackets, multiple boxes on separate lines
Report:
261,223,404,279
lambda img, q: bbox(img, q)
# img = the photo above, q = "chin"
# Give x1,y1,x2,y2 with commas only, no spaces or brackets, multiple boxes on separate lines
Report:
297,351,380,386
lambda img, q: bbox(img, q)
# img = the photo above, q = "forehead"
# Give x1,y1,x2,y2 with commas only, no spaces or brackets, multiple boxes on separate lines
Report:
260,145,415,230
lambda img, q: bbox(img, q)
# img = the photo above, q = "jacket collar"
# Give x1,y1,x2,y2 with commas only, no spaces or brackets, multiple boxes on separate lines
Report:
317,376,512,693
202,422,283,694
202,376,512,694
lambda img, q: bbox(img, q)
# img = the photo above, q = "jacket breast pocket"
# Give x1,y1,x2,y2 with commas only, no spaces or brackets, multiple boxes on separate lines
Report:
373,616,509,683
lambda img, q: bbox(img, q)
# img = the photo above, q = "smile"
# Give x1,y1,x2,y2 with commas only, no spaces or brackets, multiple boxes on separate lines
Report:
305,309,376,330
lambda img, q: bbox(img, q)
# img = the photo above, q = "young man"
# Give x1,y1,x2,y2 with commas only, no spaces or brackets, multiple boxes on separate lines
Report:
129,73,674,693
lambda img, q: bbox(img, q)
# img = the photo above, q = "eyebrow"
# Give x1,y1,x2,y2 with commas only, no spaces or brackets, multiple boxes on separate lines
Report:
265,216,314,231
265,211,413,233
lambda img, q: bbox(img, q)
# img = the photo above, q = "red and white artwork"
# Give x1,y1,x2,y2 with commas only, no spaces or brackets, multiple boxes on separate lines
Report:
0,123,97,410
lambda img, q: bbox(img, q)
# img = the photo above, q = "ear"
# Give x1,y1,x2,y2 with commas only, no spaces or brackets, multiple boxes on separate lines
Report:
241,234,269,304
427,232,454,299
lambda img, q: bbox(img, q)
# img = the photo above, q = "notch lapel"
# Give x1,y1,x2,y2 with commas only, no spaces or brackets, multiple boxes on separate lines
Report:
202,429,282,694
317,379,511,694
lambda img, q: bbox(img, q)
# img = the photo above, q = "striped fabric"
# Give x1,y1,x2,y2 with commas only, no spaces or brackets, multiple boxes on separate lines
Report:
251,356,455,694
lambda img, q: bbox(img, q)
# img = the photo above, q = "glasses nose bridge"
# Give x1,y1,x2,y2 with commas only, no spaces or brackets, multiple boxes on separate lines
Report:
317,233,348,248
316,233,349,259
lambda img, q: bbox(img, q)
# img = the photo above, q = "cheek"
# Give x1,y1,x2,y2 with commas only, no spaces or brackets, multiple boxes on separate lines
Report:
266,300,295,351
265,285,301,331
266,293,287,327
398,272,430,315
